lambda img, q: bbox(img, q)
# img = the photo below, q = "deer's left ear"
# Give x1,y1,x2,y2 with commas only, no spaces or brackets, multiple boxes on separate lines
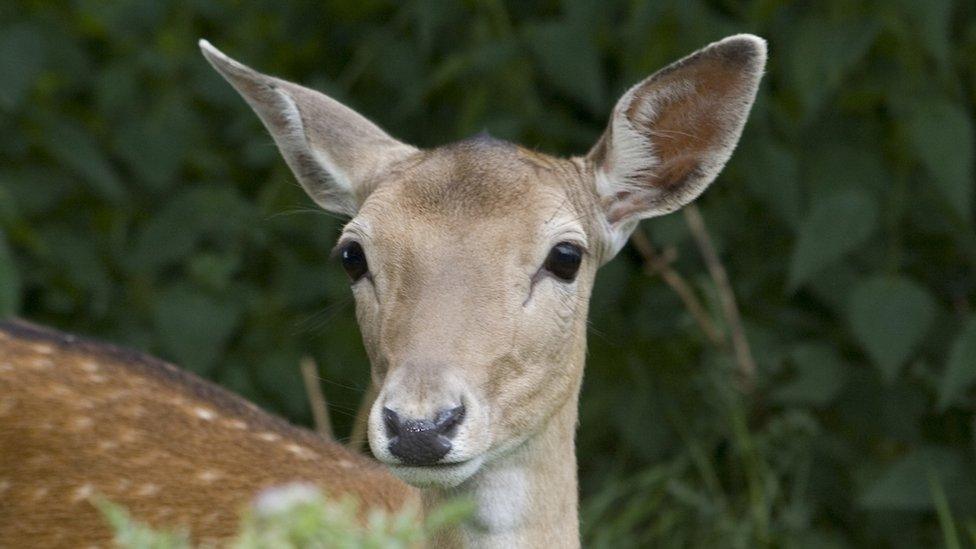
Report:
587,34,766,258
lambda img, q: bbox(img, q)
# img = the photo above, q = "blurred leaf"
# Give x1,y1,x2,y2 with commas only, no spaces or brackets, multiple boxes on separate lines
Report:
785,17,879,115
0,229,21,317
788,189,878,289
772,343,848,407
938,317,976,410
40,227,112,316
0,23,45,111
112,95,193,191
801,123,889,203
892,0,952,64
860,447,963,511
39,120,125,202
0,168,74,216
153,285,241,376
905,97,974,222
848,275,936,382
251,350,309,420
524,21,605,114
188,252,241,291
740,134,801,227
128,186,255,273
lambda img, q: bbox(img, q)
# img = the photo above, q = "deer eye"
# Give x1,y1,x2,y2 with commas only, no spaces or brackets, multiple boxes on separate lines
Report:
339,241,369,282
543,242,583,282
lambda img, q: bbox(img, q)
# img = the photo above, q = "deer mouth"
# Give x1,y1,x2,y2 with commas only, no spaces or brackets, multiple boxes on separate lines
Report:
387,454,486,488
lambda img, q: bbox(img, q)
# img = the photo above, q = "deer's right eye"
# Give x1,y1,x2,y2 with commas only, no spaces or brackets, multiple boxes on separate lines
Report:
339,241,369,282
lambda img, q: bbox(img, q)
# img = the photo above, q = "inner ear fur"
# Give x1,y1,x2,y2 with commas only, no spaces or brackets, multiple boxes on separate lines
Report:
588,34,767,226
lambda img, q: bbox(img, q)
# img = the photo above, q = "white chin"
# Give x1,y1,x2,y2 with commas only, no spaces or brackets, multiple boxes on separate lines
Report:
388,455,486,489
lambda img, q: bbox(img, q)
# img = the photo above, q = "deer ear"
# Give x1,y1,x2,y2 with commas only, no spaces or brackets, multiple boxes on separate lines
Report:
587,34,766,257
199,40,417,217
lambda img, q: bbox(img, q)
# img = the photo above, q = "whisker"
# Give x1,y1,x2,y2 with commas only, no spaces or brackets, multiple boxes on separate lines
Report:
313,374,366,393
293,296,354,334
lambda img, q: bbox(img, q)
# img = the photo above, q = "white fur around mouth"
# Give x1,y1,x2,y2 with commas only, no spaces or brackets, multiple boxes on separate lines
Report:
387,455,486,488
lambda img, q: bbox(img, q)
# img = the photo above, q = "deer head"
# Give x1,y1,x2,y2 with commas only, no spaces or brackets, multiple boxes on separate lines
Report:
201,35,765,546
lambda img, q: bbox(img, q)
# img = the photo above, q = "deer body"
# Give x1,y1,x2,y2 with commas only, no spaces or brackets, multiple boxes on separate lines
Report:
0,321,416,547
1,35,765,547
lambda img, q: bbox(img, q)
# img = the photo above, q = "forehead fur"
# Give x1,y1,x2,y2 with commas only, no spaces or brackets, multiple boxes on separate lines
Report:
366,134,585,222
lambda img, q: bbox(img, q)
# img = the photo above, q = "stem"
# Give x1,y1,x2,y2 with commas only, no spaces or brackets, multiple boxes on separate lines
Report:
683,204,757,391
300,356,333,438
629,230,725,348
348,384,377,452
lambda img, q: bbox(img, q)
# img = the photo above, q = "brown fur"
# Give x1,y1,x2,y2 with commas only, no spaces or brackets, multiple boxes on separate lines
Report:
0,320,417,547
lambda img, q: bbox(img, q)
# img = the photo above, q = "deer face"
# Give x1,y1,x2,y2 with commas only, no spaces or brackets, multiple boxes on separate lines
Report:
346,142,600,486
201,34,765,488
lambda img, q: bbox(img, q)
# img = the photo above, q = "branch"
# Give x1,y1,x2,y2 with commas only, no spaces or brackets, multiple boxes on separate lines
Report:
348,384,377,452
683,204,757,390
629,229,725,348
300,356,333,439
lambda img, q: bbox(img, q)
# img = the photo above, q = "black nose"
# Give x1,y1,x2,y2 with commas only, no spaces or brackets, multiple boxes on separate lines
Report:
383,405,465,466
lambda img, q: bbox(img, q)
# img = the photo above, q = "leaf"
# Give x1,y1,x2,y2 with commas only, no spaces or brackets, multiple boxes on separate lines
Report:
39,227,112,316
848,275,936,382
152,286,241,376
905,98,974,223
128,186,256,274
0,167,74,216
801,122,890,203
39,120,125,202
0,230,21,317
523,21,605,114
785,17,879,115
0,23,45,111
251,350,312,420
788,189,878,289
771,343,848,406
860,447,963,511
740,134,801,228
938,317,976,410
892,0,952,64
112,94,193,192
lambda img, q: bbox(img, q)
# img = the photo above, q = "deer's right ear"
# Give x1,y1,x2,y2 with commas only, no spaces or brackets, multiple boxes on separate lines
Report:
199,40,417,217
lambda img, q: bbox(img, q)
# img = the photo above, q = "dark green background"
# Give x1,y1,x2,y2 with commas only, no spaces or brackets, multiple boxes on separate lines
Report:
2,0,976,546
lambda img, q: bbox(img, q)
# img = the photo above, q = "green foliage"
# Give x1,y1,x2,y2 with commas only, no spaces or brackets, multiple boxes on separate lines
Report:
848,275,937,382
0,229,19,317
2,0,976,546
788,188,878,289
939,317,976,410
97,484,469,548
906,97,974,223
860,447,964,511
97,498,191,549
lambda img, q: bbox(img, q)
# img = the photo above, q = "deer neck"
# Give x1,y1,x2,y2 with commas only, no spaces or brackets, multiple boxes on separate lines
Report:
423,381,581,548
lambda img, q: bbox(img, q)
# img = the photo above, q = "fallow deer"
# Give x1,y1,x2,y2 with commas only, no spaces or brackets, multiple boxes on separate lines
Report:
0,34,765,547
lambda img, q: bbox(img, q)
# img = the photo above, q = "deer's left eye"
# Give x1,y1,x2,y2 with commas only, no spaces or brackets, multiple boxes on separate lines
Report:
544,242,583,282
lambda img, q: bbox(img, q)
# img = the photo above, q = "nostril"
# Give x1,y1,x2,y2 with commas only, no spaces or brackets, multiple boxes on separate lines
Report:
434,405,465,438
383,404,465,466
382,407,401,438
